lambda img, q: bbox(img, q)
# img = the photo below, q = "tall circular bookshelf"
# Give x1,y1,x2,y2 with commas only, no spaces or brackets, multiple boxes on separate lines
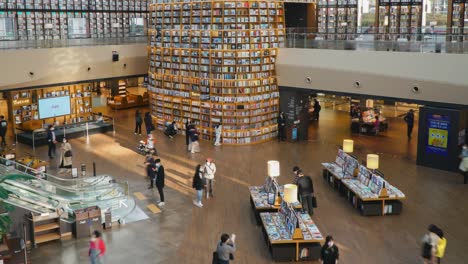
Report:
148,0,285,145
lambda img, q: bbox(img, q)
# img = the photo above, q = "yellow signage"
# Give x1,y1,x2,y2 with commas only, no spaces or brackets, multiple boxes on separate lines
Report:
12,98,31,106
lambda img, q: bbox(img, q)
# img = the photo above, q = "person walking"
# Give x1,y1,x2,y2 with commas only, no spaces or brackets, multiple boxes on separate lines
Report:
58,138,73,174
192,164,205,208
0,115,7,146
204,158,216,198
144,112,154,136
297,170,315,215
155,159,165,207
313,99,322,121
216,233,236,264
189,127,200,153
47,124,57,159
434,227,447,264
88,230,106,264
135,110,142,135
421,224,441,264
277,112,286,142
404,109,415,140
214,124,222,146
459,144,468,184
320,235,339,264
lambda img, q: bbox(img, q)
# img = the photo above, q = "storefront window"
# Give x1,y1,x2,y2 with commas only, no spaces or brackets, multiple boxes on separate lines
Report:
0,17,17,40
68,18,90,39
130,17,145,36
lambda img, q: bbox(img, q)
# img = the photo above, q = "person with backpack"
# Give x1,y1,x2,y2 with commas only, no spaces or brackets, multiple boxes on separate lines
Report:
204,158,216,198
0,115,7,146
215,233,236,264
134,110,142,135
421,224,440,264
297,170,315,215
434,227,447,264
192,164,205,208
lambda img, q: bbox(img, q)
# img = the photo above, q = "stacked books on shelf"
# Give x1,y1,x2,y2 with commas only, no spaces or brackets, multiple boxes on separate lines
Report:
342,165,405,199
377,0,422,40
260,201,323,242
317,0,358,40
148,0,285,145
322,149,357,179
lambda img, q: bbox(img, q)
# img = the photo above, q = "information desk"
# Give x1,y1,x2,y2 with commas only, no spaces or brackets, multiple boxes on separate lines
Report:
260,212,323,262
17,121,114,146
249,186,301,225
322,161,405,216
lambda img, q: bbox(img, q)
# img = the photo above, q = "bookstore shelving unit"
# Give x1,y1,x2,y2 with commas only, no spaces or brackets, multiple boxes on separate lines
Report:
148,0,285,145
9,83,93,127
376,0,422,40
317,0,358,40
0,0,148,40
447,0,468,41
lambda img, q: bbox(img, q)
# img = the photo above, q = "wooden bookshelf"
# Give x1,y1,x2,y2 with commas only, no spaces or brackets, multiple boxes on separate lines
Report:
447,0,468,42
317,0,358,40
148,0,285,145
9,83,93,128
30,212,62,247
376,0,422,40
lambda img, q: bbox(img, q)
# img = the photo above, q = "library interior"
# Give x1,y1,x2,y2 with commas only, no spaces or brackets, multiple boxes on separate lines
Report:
0,0,467,263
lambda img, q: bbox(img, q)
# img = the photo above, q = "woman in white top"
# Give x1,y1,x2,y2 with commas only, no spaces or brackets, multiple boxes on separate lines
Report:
204,158,216,198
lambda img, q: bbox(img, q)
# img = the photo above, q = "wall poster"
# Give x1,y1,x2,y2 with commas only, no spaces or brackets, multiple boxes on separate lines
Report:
426,114,450,156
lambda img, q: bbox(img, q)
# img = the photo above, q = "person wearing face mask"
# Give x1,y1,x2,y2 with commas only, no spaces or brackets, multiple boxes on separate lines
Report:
203,158,216,198
155,158,165,207
58,138,73,174
459,144,468,184
47,124,57,159
321,235,339,264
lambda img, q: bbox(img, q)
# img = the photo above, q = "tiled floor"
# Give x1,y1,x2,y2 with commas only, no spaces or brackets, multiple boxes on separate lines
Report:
16,107,466,264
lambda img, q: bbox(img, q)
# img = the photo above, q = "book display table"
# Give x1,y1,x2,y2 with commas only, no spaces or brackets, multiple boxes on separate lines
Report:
322,149,405,216
249,185,301,225
260,212,323,262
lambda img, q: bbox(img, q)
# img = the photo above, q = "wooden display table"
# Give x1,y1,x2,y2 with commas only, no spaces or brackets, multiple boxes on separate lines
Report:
260,212,324,262
249,186,301,225
321,150,405,216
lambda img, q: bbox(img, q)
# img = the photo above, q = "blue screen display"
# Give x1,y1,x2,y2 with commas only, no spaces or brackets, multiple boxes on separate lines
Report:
38,96,71,119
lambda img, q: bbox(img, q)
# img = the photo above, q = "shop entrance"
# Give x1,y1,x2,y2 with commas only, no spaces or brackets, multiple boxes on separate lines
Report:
299,90,467,173
307,93,420,160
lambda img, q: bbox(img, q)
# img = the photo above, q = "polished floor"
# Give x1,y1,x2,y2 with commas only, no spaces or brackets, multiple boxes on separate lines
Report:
9,107,465,264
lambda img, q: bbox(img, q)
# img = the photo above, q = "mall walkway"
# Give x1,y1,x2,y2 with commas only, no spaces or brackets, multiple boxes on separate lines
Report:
20,107,465,264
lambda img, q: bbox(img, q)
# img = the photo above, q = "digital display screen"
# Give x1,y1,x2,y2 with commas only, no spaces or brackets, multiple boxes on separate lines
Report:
38,96,71,119
426,114,450,156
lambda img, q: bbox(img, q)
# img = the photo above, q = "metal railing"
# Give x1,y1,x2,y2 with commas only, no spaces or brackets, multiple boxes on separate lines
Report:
285,27,468,54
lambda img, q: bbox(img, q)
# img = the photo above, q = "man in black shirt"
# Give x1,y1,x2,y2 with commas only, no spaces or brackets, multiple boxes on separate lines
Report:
296,170,314,215
277,112,286,142
155,159,165,207
403,109,415,140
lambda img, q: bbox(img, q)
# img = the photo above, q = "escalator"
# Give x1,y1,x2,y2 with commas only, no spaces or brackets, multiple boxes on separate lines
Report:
0,158,136,223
